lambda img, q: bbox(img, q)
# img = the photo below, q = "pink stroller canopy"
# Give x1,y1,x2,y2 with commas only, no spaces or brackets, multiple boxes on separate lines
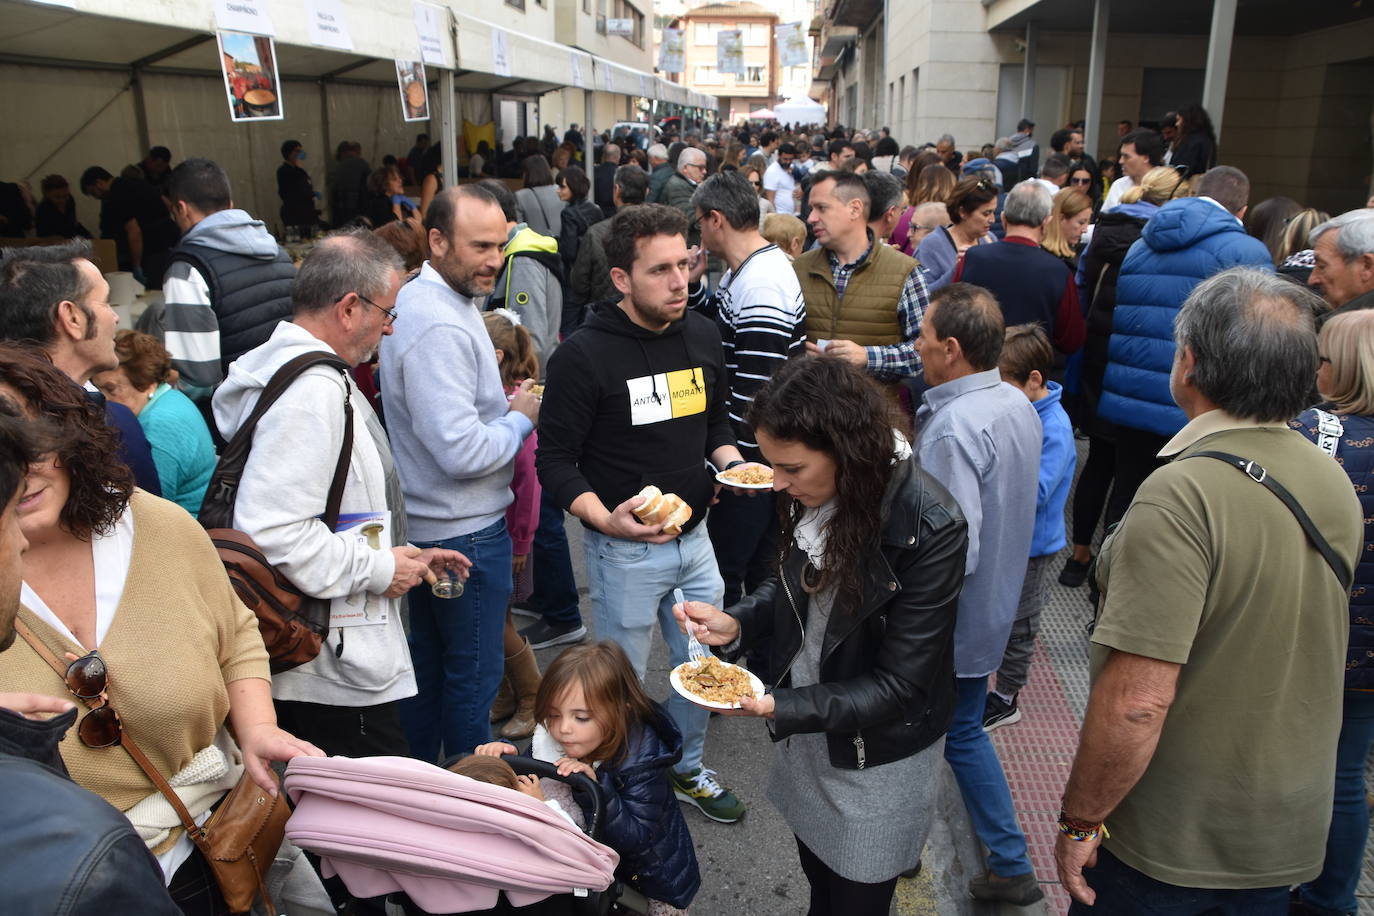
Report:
284,756,619,913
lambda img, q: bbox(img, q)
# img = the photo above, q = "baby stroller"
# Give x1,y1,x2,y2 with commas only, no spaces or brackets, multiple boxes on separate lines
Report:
283,754,649,916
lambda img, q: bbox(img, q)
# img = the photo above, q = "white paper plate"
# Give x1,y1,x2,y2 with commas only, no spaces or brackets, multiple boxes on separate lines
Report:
670,661,766,710
714,467,774,490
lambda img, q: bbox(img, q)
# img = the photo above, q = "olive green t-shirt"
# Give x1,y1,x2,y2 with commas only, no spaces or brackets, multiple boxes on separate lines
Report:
1090,417,1362,889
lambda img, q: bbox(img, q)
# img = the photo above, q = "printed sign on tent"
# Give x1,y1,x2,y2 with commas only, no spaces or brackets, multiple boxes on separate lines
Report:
776,22,807,69
570,52,585,88
716,29,744,76
215,0,275,36
306,0,354,52
397,60,429,122
217,30,284,122
658,27,684,73
491,29,511,78
413,2,449,67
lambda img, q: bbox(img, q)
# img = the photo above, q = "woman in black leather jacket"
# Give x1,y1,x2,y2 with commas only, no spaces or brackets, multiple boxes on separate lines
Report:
674,358,967,916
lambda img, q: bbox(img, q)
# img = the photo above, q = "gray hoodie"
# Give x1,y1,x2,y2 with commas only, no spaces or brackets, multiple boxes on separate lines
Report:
159,209,285,396
213,321,417,707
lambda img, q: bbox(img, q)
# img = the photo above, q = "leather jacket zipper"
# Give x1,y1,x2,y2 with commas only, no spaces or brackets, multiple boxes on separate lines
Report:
777,572,807,687
853,733,866,769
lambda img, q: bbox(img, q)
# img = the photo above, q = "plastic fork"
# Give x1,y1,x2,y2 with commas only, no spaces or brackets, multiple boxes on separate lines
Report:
676,588,708,666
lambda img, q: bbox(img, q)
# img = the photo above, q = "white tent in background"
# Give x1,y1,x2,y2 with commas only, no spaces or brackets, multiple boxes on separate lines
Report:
748,107,777,119
774,96,826,124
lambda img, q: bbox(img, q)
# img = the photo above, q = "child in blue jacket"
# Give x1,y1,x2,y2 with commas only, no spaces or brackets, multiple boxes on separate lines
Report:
984,324,1076,731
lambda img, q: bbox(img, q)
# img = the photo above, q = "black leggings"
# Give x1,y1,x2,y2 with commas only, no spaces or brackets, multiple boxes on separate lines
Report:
1072,434,1116,547
795,836,899,916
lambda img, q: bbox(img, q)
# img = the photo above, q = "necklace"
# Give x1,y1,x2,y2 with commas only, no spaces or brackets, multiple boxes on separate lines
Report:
801,561,824,594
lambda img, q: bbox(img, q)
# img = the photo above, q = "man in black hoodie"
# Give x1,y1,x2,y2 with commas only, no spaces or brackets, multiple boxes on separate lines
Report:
537,203,749,824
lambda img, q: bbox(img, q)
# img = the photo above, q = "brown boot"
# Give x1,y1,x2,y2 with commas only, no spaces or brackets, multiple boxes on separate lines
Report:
499,639,541,740
490,674,515,722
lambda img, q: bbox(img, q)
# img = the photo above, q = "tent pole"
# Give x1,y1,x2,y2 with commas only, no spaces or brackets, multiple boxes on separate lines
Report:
320,81,333,167
440,67,458,186
131,69,151,154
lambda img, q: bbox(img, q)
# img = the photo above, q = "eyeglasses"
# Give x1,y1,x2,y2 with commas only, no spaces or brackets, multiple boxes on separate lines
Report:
357,294,398,325
1319,355,1332,366
64,651,122,748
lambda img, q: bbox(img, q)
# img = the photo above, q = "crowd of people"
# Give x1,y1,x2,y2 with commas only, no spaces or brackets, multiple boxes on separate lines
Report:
2,103,1374,916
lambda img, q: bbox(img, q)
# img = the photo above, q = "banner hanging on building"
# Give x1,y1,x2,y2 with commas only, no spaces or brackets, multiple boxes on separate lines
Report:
776,22,807,68
716,29,743,76
658,27,684,73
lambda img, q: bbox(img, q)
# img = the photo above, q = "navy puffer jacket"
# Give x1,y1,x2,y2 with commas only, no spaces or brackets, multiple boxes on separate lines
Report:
575,703,700,908
1290,408,1374,692
1098,197,1273,437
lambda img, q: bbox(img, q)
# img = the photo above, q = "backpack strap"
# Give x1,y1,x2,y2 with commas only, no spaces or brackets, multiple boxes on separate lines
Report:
201,352,353,530
1186,450,1352,593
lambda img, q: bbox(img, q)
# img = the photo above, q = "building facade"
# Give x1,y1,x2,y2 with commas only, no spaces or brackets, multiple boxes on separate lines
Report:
811,0,1374,214
663,1,781,123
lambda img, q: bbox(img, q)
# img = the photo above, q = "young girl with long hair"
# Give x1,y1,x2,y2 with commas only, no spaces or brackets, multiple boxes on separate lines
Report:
482,310,543,740
477,641,700,914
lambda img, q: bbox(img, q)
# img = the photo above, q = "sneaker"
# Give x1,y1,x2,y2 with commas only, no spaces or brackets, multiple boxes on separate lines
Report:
982,692,1022,732
510,601,542,620
669,767,746,823
968,871,1044,906
1058,556,1092,588
518,618,587,650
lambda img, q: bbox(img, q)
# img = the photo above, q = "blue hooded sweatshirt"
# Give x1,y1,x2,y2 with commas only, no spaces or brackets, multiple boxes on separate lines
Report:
1030,380,1075,558
1098,196,1272,437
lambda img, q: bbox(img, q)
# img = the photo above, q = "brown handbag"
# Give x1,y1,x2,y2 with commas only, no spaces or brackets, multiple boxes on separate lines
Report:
198,351,355,673
15,620,288,915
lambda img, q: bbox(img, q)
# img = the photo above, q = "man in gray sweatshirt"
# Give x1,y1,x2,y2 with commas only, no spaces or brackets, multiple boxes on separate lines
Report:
381,186,542,763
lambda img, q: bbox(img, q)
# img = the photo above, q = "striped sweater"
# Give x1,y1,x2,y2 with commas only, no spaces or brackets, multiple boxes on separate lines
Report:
689,244,806,459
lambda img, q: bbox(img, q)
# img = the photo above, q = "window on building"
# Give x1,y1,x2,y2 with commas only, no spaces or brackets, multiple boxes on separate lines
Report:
743,65,765,84
695,65,722,85
611,0,645,47
744,22,768,46
506,0,524,9
597,0,607,34
583,0,589,11
695,23,720,45
911,68,919,124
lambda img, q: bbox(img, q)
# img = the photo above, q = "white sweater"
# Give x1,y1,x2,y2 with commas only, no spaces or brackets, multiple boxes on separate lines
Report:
213,321,417,706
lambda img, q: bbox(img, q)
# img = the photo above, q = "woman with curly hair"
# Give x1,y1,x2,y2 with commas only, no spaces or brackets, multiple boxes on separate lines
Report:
92,330,216,515
673,357,968,916
0,343,324,913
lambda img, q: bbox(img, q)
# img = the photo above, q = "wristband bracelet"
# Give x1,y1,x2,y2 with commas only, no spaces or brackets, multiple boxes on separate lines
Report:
1057,819,1109,842
724,459,747,470
1057,810,1100,833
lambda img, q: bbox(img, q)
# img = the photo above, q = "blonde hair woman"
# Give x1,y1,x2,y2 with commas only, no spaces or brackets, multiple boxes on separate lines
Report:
1276,207,1331,285
1289,308,1374,916
1042,188,1094,268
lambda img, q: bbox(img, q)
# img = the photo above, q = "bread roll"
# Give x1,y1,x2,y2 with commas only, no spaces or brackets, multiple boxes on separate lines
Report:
632,485,691,534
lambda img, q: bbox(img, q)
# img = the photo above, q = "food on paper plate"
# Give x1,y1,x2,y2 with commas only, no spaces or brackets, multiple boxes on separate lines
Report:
674,656,758,706
632,485,692,536
720,464,773,486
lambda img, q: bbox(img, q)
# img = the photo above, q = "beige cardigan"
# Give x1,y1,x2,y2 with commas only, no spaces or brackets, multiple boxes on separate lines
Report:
0,490,270,853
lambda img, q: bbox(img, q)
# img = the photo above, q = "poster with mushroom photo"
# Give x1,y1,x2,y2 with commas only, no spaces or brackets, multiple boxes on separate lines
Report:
217,30,284,122
396,59,430,122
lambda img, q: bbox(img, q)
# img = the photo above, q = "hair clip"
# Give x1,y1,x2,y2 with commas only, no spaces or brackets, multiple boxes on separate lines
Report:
492,307,522,326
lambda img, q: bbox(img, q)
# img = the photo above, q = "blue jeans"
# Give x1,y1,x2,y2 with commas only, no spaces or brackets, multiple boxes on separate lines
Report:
399,519,512,763
1070,847,1289,915
583,523,723,775
943,675,1032,876
527,491,582,628
1298,690,1374,916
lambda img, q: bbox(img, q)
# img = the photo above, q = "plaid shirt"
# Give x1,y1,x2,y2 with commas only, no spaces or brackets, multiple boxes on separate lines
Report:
827,242,931,380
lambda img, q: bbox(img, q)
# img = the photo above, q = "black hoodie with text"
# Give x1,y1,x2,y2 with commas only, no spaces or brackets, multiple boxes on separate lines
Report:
536,300,735,534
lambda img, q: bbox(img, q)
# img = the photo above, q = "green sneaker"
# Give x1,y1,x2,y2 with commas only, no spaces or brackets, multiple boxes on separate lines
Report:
670,767,746,823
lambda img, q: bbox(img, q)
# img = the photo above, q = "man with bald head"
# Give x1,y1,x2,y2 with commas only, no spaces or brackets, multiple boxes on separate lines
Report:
381,186,542,763
663,146,708,248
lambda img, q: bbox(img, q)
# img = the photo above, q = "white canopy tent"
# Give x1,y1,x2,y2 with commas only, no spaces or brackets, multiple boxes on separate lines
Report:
773,96,826,125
